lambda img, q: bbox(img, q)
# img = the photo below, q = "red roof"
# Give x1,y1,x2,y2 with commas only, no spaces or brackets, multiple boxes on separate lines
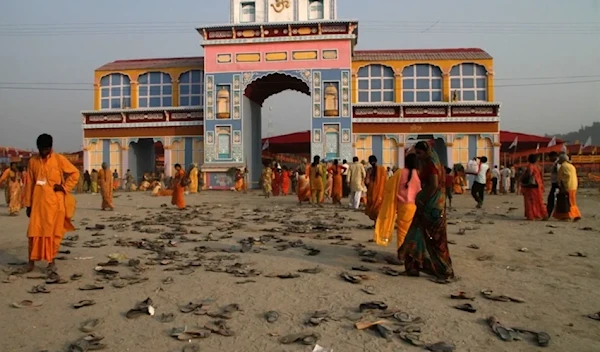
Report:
262,131,310,145
353,48,492,61
500,131,562,144
96,57,204,71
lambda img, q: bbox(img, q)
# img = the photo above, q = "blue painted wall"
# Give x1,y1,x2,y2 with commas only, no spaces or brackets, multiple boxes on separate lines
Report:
468,135,477,159
184,137,193,167
129,138,155,183
372,135,383,163
102,139,110,165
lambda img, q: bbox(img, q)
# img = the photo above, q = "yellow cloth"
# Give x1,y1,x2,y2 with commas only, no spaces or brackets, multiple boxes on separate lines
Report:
189,167,199,193
558,162,578,191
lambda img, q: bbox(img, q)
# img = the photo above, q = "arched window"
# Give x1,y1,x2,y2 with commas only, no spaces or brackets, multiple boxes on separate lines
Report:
357,65,395,103
100,74,131,109
138,72,172,108
450,63,487,101
402,64,443,102
179,70,204,107
452,136,469,166
477,136,493,163
309,0,324,20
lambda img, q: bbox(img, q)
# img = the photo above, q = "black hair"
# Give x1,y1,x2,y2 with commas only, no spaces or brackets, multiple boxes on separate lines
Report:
36,133,53,149
174,163,181,168
414,141,429,152
368,155,377,163
342,159,347,164
333,159,339,165
404,153,418,188
549,151,558,158
352,156,359,162
480,156,488,163
528,154,538,164
445,167,452,174
311,155,320,167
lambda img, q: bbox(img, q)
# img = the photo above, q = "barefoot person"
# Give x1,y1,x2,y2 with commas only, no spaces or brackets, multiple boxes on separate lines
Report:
171,163,187,209
0,162,22,215
521,154,547,221
23,133,79,272
98,163,114,211
364,155,387,222
398,141,454,280
296,169,311,204
309,156,324,205
554,154,582,221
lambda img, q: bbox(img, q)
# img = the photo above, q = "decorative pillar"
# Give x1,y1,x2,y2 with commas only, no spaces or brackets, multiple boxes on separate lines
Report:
83,147,90,172
446,142,454,168
493,143,501,167
163,145,172,177
172,79,180,107
121,146,129,177
130,81,138,109
394,70,402,102
397,143,405,168
486,71,494,101
351,71,357,103
442,72,450,102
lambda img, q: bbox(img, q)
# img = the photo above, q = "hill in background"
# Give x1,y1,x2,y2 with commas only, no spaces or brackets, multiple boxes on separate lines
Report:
548,122,600,144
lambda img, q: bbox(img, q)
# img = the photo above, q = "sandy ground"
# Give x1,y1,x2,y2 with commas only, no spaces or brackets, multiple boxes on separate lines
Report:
0,188,599,352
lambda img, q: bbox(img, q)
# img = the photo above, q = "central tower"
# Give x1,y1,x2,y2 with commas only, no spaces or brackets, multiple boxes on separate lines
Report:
230,0,338,23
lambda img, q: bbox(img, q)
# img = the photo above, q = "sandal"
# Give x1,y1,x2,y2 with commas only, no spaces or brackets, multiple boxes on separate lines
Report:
204,320,234,336
361,285,375,295
340,272,362,284
12,300,43,308
180,302,201,313
279,332,320,345
568,252,587,258
487,316,518,341
425,342,456,352
359,301,387,312
512,327,551,347
399,331,425,346
265,310,279,323
158,313,175,323
450,291,474,300
455,303,477,313
80,318,103,333
481,289,525,303
380,266,402,276
588,312,600,321
297,267,322,274
73,300,96,309
28,285,50,294
79,284,104,291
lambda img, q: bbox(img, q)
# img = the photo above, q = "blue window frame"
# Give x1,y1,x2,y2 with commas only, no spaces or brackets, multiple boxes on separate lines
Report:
138,72,173,108
100,74,131,109
357,64,395,103
402,64,443,102
450,63,488,101
179,70,203,107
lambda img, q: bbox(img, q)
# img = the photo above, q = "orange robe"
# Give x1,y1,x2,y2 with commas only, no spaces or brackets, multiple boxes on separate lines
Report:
365,166,387,221
98,169,114,210
234,173,245,192
281,170,291,195
296,174,311,202
171,169,186,209
330,165,343,204
0,168,11,204
521,164,547,221
23,153,79,262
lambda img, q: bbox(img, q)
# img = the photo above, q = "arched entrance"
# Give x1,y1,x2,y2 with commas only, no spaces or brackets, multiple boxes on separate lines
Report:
406,135,448,168
128,138,164,183
243,73,311,187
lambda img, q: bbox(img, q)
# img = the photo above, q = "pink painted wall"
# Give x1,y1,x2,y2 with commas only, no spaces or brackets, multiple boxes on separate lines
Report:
204,40,352,73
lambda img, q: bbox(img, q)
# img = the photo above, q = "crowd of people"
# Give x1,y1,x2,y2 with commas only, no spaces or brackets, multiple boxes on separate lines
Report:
2,134,585,281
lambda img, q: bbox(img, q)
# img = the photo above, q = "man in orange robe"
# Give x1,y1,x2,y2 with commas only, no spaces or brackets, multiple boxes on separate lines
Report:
98,162,114,210
171,163,186,209
365,155,388,222
23,134,79,272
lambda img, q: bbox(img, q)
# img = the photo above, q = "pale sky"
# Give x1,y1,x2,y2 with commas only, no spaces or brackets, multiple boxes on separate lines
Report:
0,0,599,152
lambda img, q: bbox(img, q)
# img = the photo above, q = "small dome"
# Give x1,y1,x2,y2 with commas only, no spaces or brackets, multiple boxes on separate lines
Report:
325,84,337,95
217,87,229,99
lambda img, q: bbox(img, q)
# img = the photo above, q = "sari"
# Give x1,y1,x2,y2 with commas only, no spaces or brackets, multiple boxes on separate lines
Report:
375,169,420,249
281,170,291,195
453,172,465,194
272,169,281,196
554,162,582,221
8,176,22,215
398,150,454,280
521,163,547,220
365,165,388,221
90,171,98,193
296,174,311,203
261,167,273,196
189,166,199,193
234,172,245,192
331,165,343,204
171,169,186,209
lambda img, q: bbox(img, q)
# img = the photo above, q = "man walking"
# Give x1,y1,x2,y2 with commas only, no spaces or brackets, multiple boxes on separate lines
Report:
347,156,366,209
491,165,500,195
546,151,560,217
470,156,489,208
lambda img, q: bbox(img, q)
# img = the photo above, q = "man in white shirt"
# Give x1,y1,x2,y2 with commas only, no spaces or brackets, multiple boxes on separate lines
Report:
347,157,366,209
470,156,489,208
341,159,350,198
500,165,511,194
491,165,500,195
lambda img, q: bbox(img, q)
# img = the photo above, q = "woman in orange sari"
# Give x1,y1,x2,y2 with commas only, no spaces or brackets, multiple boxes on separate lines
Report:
521,154,547,220
330,159,343,205
281,167,291,195
234,169,245,192
296,169,311,204
365,155,388,222
171,163,186,210
272,167,282,196
452,169,465,194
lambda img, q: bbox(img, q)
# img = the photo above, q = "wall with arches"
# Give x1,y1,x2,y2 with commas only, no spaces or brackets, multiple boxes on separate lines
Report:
351,59,494,104
94,66,204,110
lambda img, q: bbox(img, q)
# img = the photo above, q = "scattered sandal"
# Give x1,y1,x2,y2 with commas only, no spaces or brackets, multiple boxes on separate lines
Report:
587,312,600,321
125,297,155,319
12,300,43,308
340,271,362,284
450,291,474,300
359,301,387,312
425,342,456,352
297,267,322,274
487,316,518,341
158,313,175,323
380,266,403,276
204,320,234,336
455,303,477,313
79,284,104,291
568,252,587,258
80,318,103,333
512,327,551,347
265,310,279,323
279,332,320,345
28,285,50,294
481,289,525,303
170,327,212,340
361,285,375,295
73,300,96,309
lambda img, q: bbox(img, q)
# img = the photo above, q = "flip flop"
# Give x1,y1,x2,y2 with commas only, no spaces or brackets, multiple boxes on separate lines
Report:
361,285,375,295
340,272,362,284
568,252,587,258
80,318,103,333
158,313,175,323
359,301,388,312
380,266,402,276
375,323,394,339
12,300,43,308
79,284,104,291
163,277,174,285
487,316,518,341
512,327,551,347
481,289,525,303
587,312,600,321
265,310,279,323
46,271,68,284
204,320,234,336
425,342,456,352
450,291,475,300
112,280,127,288
73,300,96,309
361,257,378,263
70,273,83,281
279,332,320,345
28,285,50,294
297,267,322,274
399,331,425,346
455,303,477,313
351,266,371,272
180,302,201,313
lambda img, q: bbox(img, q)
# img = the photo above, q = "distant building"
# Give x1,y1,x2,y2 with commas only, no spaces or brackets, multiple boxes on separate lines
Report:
81,0,500,189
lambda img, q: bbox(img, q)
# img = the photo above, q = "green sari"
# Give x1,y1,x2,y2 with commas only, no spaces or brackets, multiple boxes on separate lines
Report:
398,149,454,279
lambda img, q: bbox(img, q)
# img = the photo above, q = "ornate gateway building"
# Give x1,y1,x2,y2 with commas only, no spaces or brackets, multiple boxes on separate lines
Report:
81,0,500,189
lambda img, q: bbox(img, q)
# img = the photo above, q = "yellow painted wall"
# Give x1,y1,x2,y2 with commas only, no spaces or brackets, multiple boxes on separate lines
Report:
192,139,203,166
477,137,494,164
382,137,398,168
351,58,494,103
171,140,186,170
453,136,469,166
94,65,204,110
355,136,372,163
109,141,122,174
89,141,102,172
